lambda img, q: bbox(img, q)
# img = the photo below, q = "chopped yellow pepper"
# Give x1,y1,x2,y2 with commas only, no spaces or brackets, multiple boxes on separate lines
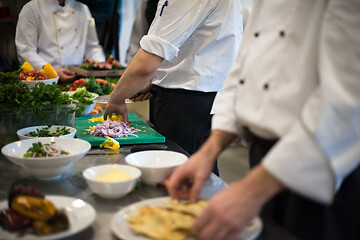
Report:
99,137,120,150
41,63,59,79
22,62,34,72
88,115,124,123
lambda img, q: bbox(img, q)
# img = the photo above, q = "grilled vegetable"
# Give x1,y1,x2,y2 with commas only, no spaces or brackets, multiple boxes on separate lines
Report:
33,210,69,235
11,196,56,221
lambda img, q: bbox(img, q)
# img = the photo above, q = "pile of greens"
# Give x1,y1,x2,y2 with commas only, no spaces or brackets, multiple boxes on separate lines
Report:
0,71,77,121
25,126,71,137
86,77,113,95
68,87,95,116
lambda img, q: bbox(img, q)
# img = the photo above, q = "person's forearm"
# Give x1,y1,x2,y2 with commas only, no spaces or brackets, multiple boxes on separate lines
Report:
198,130,238,160
237,165,286,206
109,49,163,104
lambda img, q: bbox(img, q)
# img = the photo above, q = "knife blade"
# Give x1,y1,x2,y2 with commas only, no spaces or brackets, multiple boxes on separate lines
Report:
86,144,167,155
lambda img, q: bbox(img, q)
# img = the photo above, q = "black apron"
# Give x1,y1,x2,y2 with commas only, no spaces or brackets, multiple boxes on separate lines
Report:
246,128,360,240
151,86,219,175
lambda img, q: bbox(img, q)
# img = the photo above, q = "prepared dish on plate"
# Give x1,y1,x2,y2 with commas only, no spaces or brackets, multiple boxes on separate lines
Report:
126,199,207,240
23,142,70,157
0,184,69,236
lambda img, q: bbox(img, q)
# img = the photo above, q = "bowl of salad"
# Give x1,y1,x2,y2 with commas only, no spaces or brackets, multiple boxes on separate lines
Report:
65,87,98,115
1,137,91,180
17,125,77,140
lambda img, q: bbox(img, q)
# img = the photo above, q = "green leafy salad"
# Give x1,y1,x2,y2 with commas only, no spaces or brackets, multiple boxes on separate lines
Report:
24,142,70,157
0,71,76,120
25,126,71,137
67,87,95,116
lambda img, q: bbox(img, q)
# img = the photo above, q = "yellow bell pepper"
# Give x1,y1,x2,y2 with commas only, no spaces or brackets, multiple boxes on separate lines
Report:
22,62,34,72
99,137,120,150
41,63,59,79
88,115,124,123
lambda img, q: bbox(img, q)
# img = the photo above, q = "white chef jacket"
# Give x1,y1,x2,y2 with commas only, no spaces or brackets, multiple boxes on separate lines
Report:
15,0,105,70
212,0,360,204
139,0,243,92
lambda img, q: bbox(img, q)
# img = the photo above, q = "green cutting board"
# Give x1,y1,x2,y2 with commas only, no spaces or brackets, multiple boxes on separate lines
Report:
75,114,165,146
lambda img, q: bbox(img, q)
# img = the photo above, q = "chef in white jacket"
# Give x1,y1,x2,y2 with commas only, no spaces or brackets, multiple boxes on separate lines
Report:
168,0,360,239
15,0,105,83
104,0,244,177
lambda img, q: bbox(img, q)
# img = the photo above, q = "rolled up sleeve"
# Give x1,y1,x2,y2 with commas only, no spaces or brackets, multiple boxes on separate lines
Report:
140,35,179,61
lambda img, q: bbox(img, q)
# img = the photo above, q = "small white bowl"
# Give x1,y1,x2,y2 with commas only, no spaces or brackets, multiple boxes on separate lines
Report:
83,164,141,199
1,137,91,180
125,150,188,185
22,77,59,88
17,125,77,140
66,91,98,115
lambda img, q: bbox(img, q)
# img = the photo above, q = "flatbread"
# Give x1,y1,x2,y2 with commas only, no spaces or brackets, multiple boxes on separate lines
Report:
126,200,208,240
164,200,208,217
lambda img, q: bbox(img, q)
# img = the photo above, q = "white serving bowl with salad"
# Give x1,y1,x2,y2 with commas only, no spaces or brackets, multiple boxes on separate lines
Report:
1,137,91,180
65,88,98,115
17,125,77,140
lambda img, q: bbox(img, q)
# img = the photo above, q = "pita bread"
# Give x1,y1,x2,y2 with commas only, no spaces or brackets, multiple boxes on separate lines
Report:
126,200,208,240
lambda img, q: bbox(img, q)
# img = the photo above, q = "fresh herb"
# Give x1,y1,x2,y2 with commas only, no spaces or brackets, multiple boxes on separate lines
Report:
0,72,81,120
25,126,71,137
85,77,113,95
23,142,70,157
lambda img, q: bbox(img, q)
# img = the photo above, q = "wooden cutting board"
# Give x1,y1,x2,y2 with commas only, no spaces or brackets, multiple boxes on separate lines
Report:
75,114,165,146
68,65,125,77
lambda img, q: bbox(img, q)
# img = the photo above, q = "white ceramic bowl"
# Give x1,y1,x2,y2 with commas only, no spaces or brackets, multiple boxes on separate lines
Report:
1,137,91,180
66,91,98,115
22,77,59,88
17,125,77,140
125,150,188,185
83,164,141,199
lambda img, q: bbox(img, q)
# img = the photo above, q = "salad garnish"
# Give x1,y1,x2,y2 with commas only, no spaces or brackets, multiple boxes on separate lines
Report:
23,142,70,157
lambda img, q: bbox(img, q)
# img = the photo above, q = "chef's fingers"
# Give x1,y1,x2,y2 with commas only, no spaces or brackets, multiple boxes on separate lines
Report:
62,68,76,75
189,179,203,203
194,209,213,238
226,229,241,240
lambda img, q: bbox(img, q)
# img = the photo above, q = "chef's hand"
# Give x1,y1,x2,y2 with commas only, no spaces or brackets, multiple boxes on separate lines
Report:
194,165,285,240
167,150,214,202
130,83,155,102
104,100,129,123
57,68,76,83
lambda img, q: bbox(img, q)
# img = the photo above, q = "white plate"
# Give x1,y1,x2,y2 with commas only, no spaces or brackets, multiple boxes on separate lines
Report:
0,195,96,240
111,197,263,240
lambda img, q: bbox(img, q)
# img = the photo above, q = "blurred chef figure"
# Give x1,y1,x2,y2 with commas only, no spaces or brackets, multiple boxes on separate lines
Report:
104,0,244,175
168,0,360,239
15,0,105,83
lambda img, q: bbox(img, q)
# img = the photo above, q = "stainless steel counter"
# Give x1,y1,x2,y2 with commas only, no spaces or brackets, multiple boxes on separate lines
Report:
0,138,298,240
0,140,228,240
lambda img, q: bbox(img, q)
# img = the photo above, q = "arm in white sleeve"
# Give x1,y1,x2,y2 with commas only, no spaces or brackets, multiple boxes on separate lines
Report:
84,8,106,62
140,0,214,61
263,0,360,204
15,5,48,70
